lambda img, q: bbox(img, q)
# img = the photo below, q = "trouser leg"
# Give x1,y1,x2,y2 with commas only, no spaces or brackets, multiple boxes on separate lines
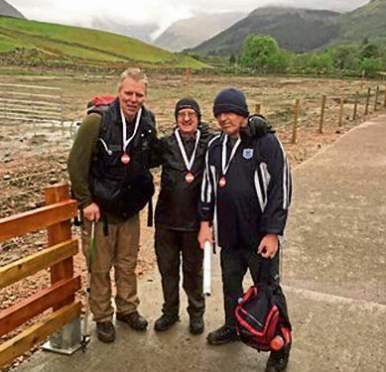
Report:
155,226,180,316
181,231,205,318
114,214,140,315
82,220,115,323
220,248,248,330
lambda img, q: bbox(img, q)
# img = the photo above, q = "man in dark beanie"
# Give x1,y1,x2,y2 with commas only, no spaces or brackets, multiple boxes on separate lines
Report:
198,87,292,372
152,97,213,334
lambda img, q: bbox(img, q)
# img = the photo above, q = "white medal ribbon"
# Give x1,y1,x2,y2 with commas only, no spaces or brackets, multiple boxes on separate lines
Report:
222,135,241,175
121,107,142,153
175,128,201,172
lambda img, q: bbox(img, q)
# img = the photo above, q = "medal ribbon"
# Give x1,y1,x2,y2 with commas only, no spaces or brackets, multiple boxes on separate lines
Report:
175,128,201,172
222,135,241,175
121,107,142,153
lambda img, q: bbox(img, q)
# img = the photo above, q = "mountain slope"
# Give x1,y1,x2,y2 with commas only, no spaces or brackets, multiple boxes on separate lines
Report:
154,12,246,52
189,7,340,56
0,0,24,19
332,0,386,44
0,16,207,69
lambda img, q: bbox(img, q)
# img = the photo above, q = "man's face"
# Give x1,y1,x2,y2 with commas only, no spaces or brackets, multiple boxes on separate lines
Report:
176,108,199,137
118,76,147,120
216,112,247,138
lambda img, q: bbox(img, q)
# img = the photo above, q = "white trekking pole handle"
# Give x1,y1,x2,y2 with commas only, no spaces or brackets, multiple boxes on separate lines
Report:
203,241,211,296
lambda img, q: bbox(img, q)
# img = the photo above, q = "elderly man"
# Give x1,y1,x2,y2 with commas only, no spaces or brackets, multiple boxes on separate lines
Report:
68,68,157,343
153,98,212,334
198,88,292,372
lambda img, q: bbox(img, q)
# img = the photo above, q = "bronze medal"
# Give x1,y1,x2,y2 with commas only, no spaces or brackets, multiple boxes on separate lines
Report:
219,177,227,188
121,153,130,164
185,172,194,183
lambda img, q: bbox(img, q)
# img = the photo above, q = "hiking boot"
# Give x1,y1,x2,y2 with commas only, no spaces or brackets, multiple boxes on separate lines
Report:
207,325,238,345
266,343,291,372
96,321,115,343
116,311,148,331
154,313,179,332
189,316,204,335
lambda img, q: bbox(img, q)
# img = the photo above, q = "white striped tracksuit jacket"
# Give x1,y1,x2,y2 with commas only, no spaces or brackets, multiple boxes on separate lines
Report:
198,131,291,251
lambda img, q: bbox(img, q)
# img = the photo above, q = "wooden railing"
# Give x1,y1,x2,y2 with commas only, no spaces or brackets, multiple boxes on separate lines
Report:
0,183,81,368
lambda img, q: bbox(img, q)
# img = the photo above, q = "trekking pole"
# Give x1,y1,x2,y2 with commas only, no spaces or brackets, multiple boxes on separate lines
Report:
81,220,96,352
203,241,211,296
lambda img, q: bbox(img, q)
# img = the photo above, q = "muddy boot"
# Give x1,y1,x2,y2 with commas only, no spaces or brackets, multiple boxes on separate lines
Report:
189,316,204,335
154,313,179,332
116,311,148,331
207,325,238,345
265,343,291,372
96,321,115,343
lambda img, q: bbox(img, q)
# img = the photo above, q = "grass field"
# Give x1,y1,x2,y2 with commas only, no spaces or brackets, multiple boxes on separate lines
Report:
0,17,207,68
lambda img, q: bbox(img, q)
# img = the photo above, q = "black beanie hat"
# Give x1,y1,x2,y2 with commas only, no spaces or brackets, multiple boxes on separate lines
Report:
213,87,249,118
174,97,201,120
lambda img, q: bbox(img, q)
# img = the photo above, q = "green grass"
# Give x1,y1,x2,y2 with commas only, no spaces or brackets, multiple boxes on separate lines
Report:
0,16,208,69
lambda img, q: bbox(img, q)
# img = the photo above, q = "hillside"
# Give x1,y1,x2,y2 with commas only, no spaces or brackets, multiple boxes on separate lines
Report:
332,0,386,45
0,16,207,69
154,12,246,52
0,0,24,19
189,7,340,56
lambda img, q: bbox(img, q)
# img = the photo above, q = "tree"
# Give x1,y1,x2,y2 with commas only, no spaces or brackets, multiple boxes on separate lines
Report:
239,35,280,71
229,53,237,65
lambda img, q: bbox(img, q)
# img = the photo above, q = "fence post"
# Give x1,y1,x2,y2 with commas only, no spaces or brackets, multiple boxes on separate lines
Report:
42,182,82,354
254,104,261,115
338,96,344,127
353,91,359,120
365,88,371,115
44,183,74,308
291,99,300,144
384,84,386,108
319,95,326,134
374,86,379,112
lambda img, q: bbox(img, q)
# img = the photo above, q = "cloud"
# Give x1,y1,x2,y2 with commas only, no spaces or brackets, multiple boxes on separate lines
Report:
8,0,370,30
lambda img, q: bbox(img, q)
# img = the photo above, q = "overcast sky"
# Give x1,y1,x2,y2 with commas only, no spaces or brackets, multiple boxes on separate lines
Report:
8,0,370,36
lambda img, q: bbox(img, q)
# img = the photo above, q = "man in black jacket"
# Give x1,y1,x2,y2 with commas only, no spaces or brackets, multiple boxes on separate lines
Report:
68,68,157,343
198,88,292,372
153,98,212,334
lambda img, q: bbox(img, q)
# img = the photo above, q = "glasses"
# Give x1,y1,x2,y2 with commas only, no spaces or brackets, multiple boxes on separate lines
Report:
177,111,197,119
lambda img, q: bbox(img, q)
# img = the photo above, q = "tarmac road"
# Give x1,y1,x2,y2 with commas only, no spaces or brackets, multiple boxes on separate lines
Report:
15,116,386,372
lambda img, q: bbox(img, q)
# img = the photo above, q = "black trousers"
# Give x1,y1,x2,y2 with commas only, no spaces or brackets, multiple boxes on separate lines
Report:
155,226,205,318
220,247,280,330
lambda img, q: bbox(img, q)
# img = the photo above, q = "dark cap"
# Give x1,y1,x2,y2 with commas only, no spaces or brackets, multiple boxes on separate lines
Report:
175,97,201,120
213,87,249,118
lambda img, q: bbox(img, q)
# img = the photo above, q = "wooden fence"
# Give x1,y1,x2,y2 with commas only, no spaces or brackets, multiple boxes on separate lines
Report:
0,183,80,369
0,83,63,126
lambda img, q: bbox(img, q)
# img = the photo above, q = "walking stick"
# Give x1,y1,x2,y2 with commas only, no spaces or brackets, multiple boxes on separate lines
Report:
81,220,96,352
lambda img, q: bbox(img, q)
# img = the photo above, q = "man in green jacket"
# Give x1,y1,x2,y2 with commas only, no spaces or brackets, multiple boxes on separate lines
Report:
68,68,157,343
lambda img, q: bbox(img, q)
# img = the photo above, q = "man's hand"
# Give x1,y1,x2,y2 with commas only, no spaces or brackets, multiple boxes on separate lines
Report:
83,202,100,222
258,233,279,259
198,222,213,249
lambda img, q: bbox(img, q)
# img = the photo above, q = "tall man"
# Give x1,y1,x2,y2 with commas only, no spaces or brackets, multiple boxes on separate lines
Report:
198,88,292,372
68,68,157,343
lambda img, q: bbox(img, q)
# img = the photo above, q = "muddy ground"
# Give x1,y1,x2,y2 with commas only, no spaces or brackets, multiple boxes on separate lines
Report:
0,70,385,369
